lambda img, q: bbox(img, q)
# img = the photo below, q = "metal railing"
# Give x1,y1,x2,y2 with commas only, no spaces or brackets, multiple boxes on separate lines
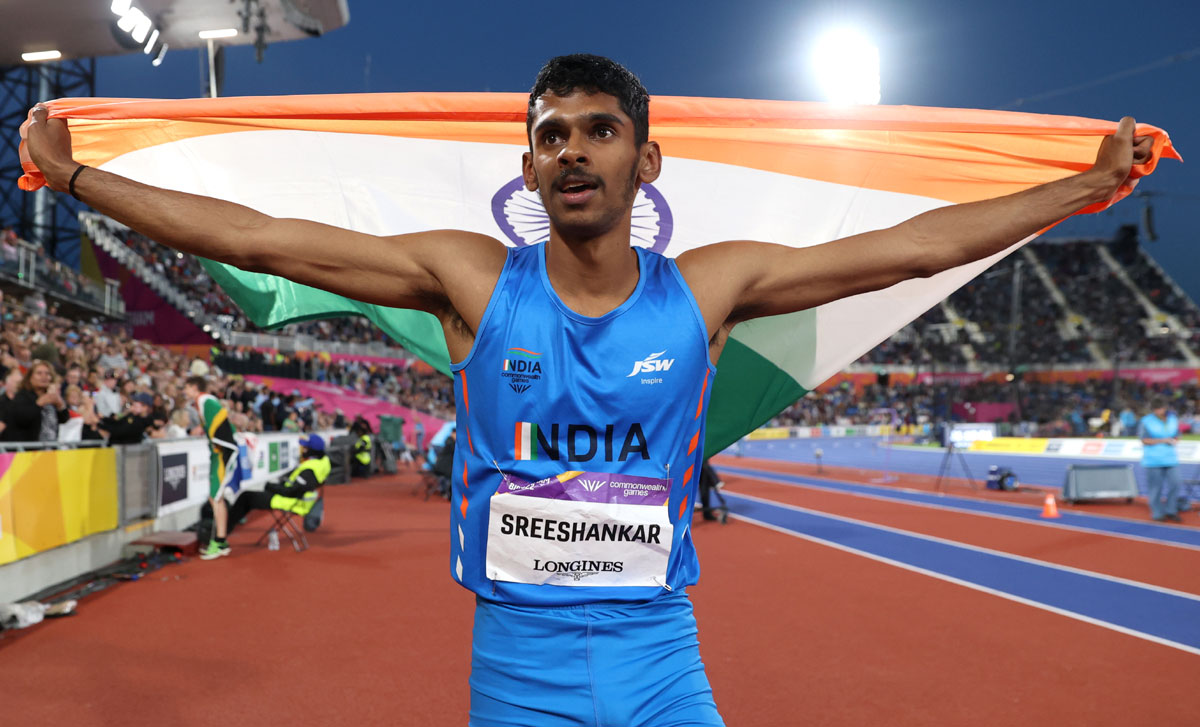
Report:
0,439,107,452
117,444,159,525
226,331,412,361
0,238,123,317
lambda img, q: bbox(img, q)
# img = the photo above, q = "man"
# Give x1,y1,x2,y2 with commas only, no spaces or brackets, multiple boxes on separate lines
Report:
183,376,242,560
59,363,84,396
224,433,329,535
26,54,1151,725
351,417,373,478
96,343,127,372
97,391,160,444
1138,397,1182,523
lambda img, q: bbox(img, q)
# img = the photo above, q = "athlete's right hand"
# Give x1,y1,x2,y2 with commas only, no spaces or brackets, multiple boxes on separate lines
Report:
23,105,77,192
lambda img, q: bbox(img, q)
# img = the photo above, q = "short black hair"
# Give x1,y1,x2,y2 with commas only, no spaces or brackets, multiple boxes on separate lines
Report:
528,54,650,147
185,375,207,392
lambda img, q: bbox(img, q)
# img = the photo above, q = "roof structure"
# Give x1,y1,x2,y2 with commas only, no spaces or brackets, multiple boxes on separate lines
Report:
0,0,350,66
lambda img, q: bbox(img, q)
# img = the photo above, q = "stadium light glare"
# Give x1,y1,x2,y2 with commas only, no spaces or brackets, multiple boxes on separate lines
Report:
144,29,159,54
111,0,132,14
116,7,146,33
152,43,169,67
21,50,62,62
199,28,239,39
811,27,881,105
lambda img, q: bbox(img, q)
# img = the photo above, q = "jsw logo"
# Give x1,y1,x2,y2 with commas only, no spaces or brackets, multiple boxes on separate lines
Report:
627,350,675,377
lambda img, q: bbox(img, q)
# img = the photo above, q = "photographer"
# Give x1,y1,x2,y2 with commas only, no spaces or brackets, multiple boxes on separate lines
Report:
98,392,163,445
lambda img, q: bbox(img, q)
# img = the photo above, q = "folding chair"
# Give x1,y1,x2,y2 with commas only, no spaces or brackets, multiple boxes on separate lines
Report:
256,486,323,552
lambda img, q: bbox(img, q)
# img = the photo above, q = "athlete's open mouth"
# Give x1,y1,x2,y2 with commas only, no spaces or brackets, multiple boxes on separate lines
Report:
557,177,600,205
561,181,597,193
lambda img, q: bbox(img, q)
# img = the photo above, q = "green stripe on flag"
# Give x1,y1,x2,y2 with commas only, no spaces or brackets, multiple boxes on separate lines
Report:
199,259,452,374
703,337,808,458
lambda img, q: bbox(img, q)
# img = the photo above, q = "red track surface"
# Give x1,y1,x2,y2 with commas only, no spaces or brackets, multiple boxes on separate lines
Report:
3,466,1195,725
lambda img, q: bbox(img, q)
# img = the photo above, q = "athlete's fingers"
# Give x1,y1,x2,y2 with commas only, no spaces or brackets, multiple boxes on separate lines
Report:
1132,135,1154,165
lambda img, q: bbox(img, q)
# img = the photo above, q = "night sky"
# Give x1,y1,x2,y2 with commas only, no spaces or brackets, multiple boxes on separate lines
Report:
96,0,1198,301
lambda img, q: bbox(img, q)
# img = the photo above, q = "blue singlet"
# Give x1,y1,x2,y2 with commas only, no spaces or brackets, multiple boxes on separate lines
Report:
449,242,716,607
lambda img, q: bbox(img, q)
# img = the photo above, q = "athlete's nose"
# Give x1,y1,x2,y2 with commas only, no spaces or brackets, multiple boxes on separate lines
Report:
558,130,589,167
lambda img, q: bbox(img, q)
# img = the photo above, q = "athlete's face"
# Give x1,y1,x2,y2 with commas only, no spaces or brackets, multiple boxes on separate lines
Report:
523,91,660,242
183,383,198,402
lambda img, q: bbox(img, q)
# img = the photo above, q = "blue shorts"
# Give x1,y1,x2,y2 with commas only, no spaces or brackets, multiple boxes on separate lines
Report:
469,590,724,727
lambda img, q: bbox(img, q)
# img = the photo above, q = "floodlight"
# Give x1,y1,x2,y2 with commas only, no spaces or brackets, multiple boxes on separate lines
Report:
811,27,881,105
117,7,147,32
152,43,169,66
111,0,132,13
22,50,62,62
199,28,239,39
144,29,159,53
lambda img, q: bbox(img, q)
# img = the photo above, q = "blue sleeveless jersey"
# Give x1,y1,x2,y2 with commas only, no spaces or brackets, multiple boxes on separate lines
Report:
449,243,716,607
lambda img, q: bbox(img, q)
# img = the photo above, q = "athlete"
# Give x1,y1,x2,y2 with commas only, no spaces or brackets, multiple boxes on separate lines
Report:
183,375,241,560
26,54,1151,725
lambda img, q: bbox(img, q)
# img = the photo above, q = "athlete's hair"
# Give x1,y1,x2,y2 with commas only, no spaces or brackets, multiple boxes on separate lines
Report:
185,375,207,392
528,54,650,147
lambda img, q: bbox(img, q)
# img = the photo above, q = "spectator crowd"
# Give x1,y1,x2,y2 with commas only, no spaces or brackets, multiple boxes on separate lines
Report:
0,306,455,447
771,376,1200,439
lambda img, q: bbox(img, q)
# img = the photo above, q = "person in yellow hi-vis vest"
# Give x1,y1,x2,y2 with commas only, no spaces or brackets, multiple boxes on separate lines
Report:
225,433,330,535
351,418,373,478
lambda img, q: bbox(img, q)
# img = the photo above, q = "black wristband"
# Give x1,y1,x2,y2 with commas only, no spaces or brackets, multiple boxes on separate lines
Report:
68,164,87,200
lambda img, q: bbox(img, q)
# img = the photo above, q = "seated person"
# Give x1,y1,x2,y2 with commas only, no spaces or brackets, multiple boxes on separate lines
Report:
225,433,331,536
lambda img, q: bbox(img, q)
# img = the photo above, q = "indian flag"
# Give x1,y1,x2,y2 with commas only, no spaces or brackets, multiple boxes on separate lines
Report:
515,422,537,461
17,94,1179,455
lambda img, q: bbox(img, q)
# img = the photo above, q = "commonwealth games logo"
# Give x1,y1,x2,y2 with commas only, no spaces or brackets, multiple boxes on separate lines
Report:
490,177,674,253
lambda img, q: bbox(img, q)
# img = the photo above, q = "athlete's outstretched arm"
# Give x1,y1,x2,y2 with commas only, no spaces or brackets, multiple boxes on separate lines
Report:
679,117,1153,336
22,105,506,323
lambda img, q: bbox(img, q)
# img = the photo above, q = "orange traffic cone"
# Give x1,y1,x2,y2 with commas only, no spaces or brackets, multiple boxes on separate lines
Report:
1041,493,1061,519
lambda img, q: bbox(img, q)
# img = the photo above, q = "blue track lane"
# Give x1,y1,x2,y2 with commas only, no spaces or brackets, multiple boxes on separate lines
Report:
724,492,1200,653
718,464,1200,549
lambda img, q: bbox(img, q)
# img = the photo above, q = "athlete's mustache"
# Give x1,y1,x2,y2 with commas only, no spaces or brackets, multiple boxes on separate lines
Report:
554,169,603,191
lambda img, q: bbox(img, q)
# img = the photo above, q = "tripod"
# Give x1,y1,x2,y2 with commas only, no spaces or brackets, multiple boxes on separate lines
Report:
936,442,977,492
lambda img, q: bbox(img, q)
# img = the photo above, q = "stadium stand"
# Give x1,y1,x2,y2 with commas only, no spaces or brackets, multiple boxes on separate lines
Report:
86,214,408,350
857,234,1199,368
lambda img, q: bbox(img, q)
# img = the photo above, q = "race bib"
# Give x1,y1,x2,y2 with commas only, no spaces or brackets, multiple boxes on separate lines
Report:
486,471,673,587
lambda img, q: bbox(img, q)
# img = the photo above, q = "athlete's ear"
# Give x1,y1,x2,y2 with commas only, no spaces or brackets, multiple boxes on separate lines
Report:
522,151,539,192
638,140,662,185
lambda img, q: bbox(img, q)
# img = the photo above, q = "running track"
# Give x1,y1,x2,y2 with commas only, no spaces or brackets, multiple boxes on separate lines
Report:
3,460,1196,725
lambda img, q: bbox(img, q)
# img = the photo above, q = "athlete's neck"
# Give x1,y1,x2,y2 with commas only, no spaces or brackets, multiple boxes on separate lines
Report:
545,234,639,318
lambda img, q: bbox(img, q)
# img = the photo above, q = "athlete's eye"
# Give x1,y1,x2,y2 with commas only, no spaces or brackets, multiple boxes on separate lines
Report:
594,126,613,139
543,131,562,145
